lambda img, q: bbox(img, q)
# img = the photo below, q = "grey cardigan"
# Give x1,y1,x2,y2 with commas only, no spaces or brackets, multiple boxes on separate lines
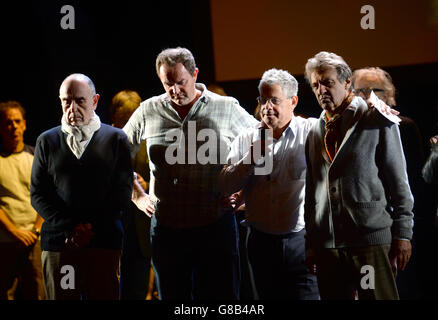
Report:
304,97,414,250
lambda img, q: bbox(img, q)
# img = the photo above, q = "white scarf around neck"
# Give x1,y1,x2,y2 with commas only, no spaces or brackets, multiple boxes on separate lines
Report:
61,112,101,159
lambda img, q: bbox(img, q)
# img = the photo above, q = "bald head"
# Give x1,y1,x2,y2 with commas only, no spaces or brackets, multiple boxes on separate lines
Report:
60,73,96,96
59,73,99,126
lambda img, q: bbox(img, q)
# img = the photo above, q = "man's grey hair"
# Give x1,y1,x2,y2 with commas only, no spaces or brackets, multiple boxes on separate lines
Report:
258,68,298,98
61,73,96,96
156,47,197,75
304,51,352,86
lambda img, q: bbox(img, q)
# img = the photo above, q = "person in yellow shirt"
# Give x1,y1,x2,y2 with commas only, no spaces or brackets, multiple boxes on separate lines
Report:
0,101,44,300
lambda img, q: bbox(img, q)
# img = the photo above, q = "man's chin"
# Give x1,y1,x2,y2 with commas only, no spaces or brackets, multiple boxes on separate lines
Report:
172,99,189,107
68,120,83,127
263,117,276,126
321,103,335,112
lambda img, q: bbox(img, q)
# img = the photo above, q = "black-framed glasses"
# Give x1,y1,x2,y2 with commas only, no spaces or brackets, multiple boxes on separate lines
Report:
256,96,285,106
354,87,385,96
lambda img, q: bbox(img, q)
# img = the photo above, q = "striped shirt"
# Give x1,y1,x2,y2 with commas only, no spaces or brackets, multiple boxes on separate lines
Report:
123,83,258,228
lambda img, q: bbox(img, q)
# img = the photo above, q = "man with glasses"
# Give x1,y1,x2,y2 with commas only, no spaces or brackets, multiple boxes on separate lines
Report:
352,67,433,299
351,69,425,217
219,68,320,299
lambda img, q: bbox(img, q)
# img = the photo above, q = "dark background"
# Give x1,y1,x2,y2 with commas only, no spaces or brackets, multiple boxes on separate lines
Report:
1,0,437,158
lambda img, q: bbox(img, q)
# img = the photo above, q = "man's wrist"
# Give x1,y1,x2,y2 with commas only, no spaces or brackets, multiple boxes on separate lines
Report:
31,227,40,237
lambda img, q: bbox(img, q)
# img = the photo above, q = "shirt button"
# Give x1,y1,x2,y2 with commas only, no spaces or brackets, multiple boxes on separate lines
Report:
173,178,178,185
330,187,336,193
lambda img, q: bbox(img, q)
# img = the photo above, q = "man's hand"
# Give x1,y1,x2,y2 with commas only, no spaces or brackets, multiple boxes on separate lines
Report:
0,209,37,247
131,176,156,217
220,191,245,213
430,135,438,147
65,223,94,249
136,172,148,191
230,191,245,213
366,95,399,116
12,229,37,247
389,239,412,273
305,248,317,275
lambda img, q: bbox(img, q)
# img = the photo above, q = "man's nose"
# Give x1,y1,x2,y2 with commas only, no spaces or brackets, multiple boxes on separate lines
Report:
261,99,273,110
172,84,180,94
69,101,77,112
317,84,327,95
265,100,274,109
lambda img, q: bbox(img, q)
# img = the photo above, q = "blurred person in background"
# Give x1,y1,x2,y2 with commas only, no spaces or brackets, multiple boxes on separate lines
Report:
0,101,44,300
110,89,155,300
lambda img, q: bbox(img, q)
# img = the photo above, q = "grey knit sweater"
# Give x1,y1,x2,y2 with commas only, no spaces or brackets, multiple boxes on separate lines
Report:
304,97,414,249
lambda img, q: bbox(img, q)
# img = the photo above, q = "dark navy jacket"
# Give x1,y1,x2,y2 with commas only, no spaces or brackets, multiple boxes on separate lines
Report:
31,124,133,251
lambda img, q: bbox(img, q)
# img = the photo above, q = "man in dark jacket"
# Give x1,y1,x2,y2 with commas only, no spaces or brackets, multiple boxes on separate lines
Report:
30,74,133,300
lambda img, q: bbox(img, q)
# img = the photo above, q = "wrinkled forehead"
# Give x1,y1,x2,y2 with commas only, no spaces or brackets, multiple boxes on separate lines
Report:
313,66,338,79
259,82,285,97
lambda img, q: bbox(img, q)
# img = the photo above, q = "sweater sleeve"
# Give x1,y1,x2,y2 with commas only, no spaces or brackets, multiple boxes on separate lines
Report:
30,135,75,230
109,132,133,213
379,122,414,240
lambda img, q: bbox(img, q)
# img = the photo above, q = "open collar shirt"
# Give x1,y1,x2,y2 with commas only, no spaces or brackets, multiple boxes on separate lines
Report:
123,83,257,228
221,116,318,234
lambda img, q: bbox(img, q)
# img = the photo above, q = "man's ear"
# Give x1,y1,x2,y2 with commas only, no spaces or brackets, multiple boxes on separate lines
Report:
345,77,351,91
93,94,100,110
193,68,199,80
291,96,299,111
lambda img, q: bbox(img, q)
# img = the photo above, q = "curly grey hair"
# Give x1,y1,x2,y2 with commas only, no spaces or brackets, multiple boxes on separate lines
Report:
258,68,298,98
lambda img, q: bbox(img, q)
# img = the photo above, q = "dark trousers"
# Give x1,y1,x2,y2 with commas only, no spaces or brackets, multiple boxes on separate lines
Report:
151,212,240,300
42,248,121,300
0,241,45,300
119,204,152,300
236,210,256,300
247,228,319,300
315,245,399,300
